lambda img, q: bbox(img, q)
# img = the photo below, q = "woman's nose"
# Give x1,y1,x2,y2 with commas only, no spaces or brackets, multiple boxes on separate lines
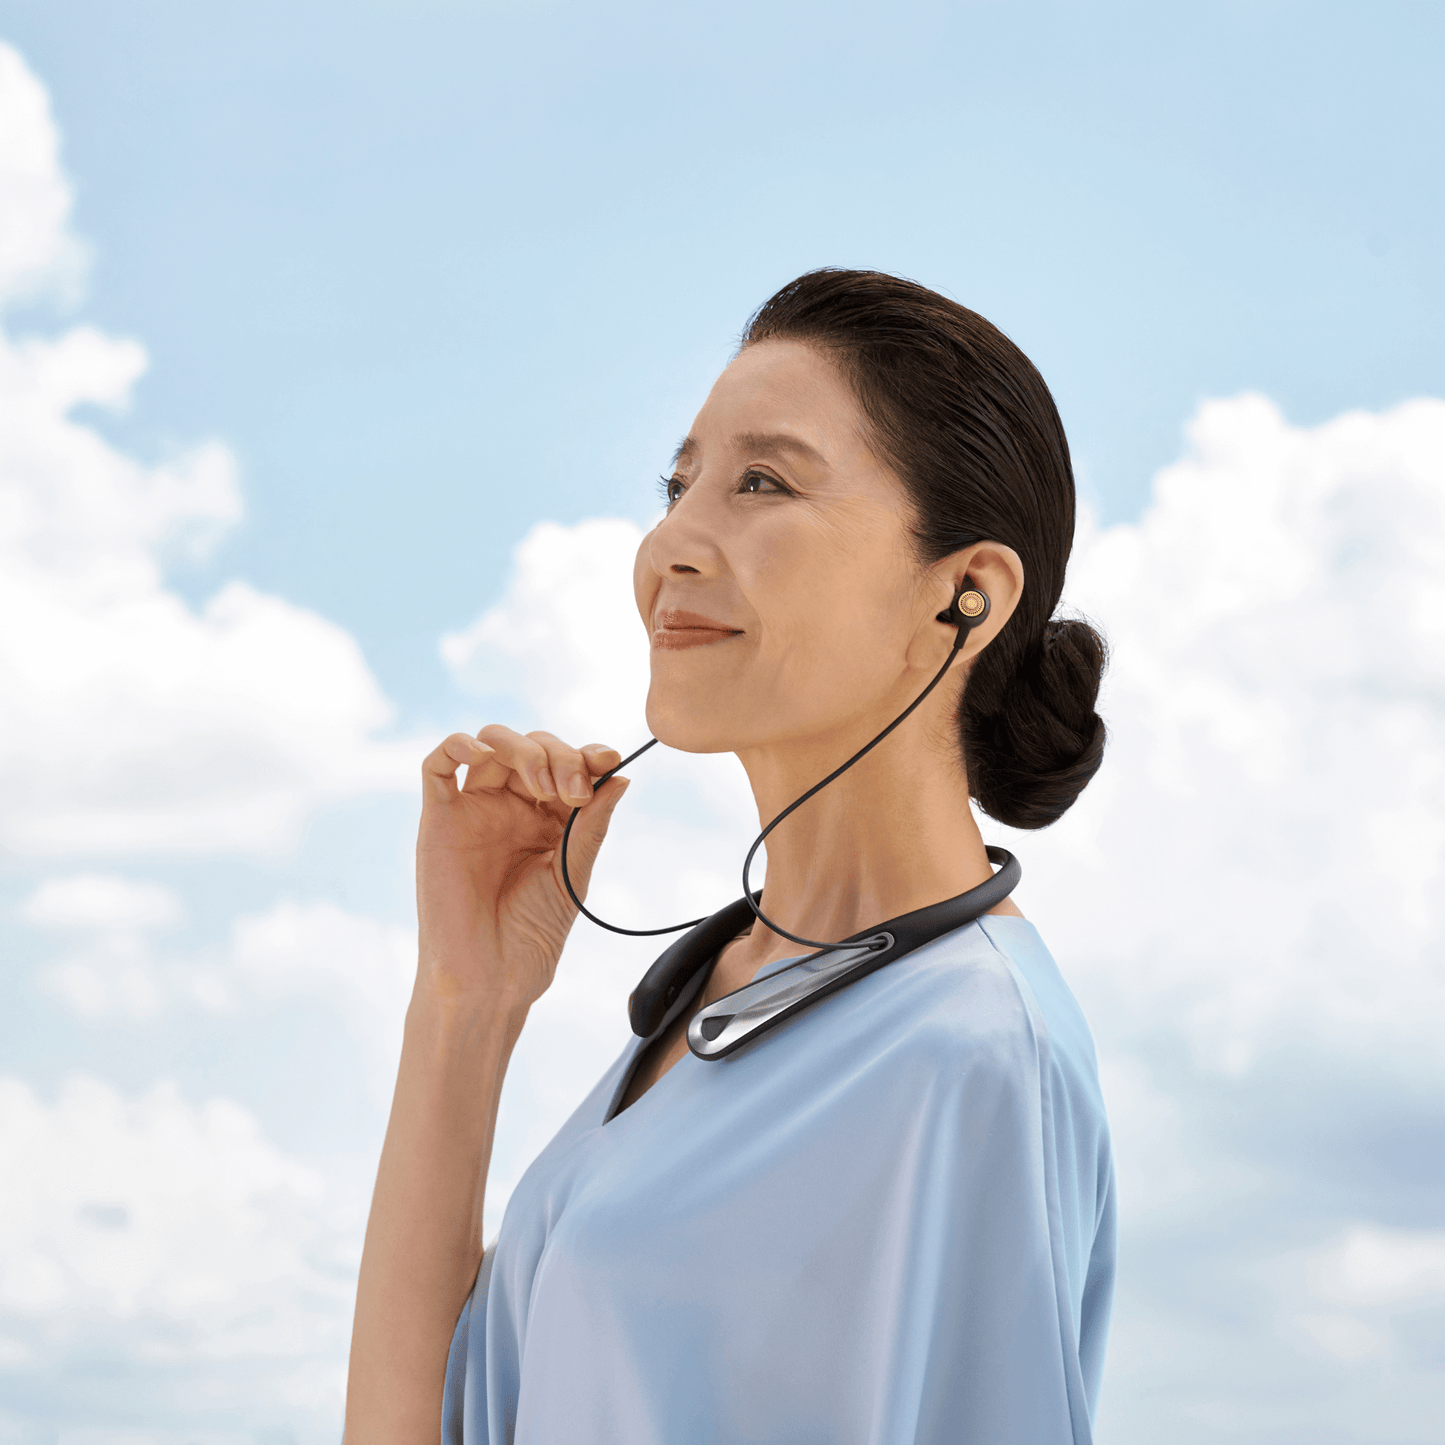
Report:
647,493,722,578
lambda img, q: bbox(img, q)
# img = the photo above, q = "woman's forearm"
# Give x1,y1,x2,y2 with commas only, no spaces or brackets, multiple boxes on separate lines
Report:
344,723,625,1437
344,985,528,1443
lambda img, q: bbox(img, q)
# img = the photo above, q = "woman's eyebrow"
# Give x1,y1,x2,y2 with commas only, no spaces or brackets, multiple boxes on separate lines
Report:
733,431,828,468
669,431,827,469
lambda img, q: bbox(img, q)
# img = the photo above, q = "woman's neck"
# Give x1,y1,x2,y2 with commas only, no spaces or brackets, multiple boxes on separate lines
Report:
725,703,1020,980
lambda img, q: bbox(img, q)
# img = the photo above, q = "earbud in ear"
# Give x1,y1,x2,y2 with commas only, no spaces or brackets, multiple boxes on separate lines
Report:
935,579,991,629
955,589,988,621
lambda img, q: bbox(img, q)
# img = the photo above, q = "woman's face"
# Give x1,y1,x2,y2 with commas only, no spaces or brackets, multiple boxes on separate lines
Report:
634,339,951,756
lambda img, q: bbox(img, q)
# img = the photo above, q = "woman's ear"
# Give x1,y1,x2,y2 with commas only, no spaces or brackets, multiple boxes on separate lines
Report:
936,541,1025,659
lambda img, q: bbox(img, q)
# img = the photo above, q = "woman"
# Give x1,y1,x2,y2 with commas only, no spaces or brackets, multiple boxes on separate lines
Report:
346,269,1115,1443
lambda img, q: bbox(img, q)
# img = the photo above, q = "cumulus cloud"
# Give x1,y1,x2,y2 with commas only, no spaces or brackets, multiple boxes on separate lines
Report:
7,884,408,1432
228,898,414,1015
1038,393,1445,1066
223,899,418,1102
21,873,182,932
998,393,1445,1443
0,42,417,859
0,44,420,1436
20,879,416,1073
21,873,188,1019
442,516,654,742
442,395,1445,1439
0,1074,350,1437
0,42,87,306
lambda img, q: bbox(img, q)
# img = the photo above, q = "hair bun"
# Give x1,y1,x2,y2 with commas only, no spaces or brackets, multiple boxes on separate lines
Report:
964,617,1108,830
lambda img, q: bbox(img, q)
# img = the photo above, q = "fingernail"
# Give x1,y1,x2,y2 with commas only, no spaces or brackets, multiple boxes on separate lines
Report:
565,772,590,803
535,767,557,798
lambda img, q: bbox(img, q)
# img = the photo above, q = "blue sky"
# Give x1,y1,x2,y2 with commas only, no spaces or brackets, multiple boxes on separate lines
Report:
5,0,1442,710
1,4,1443,1441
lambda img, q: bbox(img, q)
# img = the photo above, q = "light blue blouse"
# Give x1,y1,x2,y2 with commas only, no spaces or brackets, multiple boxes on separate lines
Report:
443,915,1115,1444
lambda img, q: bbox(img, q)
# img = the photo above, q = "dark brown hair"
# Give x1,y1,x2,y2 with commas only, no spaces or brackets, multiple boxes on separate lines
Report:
744,268,1106,829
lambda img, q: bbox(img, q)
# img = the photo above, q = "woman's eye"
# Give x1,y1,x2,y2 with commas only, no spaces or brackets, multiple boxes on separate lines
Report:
740,469,788,495
658,470,789,507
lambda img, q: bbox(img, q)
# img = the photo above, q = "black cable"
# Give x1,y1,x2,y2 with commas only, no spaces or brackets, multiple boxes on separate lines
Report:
559,736,702,937
738,631,967,949
558,630,971,947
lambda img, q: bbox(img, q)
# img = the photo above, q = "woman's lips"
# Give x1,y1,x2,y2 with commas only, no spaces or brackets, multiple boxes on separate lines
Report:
652,608,744,651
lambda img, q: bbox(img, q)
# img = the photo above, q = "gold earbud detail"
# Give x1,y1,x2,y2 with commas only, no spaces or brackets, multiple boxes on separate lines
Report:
957,590,987,619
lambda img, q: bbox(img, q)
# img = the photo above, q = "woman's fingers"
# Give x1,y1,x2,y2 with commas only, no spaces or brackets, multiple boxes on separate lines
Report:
526,731,613,806
422,733,495,805
463,724,554,800
460,726,622,806
554,776,631,900
581,743,623,778
428,725,626,807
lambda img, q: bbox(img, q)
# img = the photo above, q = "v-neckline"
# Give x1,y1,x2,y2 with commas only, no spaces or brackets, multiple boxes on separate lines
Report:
605,931,801,1122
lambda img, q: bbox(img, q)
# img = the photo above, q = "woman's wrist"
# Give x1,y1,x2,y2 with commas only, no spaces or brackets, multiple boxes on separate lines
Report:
403,977,531,1064
412,929,540,1010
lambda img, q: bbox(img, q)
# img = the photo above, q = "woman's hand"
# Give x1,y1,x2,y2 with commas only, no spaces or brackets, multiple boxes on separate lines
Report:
415,726,628,1012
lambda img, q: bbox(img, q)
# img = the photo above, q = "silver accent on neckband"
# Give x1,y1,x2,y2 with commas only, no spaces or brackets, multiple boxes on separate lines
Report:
687,931,896,1060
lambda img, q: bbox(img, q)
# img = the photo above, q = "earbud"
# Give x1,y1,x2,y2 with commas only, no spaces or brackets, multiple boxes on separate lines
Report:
935,579,990,631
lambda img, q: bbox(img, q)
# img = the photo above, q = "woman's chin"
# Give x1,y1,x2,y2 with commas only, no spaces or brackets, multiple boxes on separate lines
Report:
644,694,738,755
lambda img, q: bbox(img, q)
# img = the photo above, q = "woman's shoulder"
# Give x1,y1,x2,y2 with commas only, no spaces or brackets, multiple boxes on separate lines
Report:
872,914,1104,1103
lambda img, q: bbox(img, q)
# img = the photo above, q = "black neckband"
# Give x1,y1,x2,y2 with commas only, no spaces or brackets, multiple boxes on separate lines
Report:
628,845,1020,1060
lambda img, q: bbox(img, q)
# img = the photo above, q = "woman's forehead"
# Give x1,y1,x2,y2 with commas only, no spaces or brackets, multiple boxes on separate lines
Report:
681,341,876,475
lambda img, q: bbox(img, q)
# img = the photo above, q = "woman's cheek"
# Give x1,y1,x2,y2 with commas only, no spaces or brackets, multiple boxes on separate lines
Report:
633,532,660,626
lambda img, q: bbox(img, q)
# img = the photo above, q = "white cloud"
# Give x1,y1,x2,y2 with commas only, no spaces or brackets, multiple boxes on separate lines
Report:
442,515,654,742
0,43,418,859
1026,393,1445,1071
0,42,87,307
1034,394,1445,1443
1306,1224,1445,1308
20,874,182,932
20,875,185,1019
229,897,415,1016
22,883,417,1059
0,43,411,1436
0,1075,350,1438
0,1075,327,1317
39,947,169,1021
225,899,418,1101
